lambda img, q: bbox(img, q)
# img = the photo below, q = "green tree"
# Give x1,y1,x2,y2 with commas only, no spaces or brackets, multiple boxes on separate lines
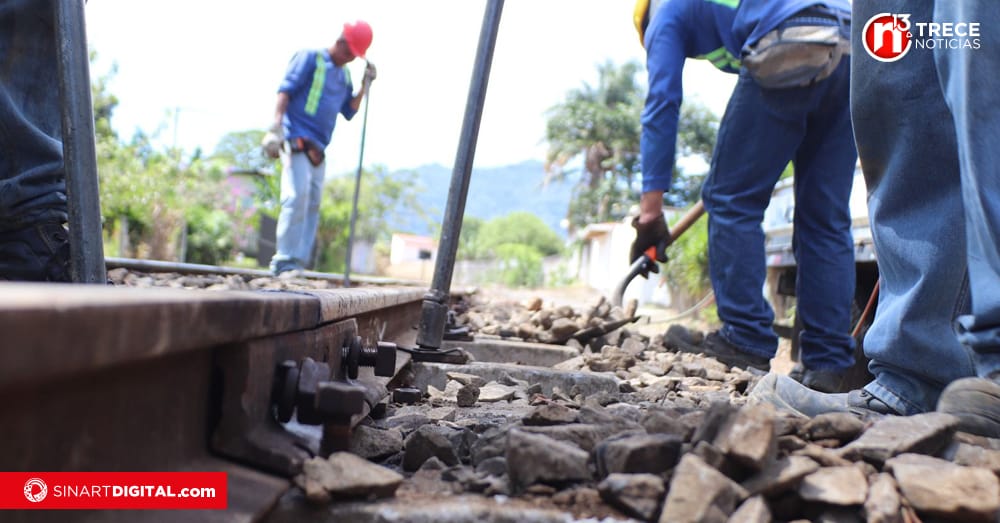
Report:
314,166,430,273
545,60,643,232
213,129,276,173
457,216,485,260
493,243,543,288
477,212,563,258
544,61,720,227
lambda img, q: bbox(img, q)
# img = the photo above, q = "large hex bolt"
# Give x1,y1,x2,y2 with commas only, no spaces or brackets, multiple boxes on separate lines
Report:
295,357,331,425
315,381,366,457
341,337,397,379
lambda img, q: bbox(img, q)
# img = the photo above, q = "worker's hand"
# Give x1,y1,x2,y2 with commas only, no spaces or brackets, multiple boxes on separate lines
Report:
261,122,284,159
363,62,377,85
630,214,670,266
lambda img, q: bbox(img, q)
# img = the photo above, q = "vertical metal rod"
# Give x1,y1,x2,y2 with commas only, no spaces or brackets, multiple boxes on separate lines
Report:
54,0,106,284
344,69,371,288
417,0,504,349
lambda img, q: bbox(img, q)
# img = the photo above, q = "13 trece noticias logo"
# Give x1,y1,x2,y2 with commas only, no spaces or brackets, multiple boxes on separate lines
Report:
862,13,982,62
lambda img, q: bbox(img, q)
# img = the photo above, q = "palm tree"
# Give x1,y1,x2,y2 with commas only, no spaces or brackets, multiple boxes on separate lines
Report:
544,60,718,232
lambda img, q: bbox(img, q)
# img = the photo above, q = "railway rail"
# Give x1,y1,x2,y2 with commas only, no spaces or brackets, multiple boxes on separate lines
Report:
0,276,430,522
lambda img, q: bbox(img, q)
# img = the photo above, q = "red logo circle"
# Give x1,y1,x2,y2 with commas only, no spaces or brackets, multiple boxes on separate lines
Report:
862,13,913,62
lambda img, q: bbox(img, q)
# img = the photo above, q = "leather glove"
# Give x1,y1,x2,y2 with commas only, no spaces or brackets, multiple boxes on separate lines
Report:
630,214,670,267
261,122,284,159
363,62,377,85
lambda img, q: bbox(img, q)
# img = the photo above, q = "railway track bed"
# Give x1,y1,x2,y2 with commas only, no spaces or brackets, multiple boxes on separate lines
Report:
4,267,1000,522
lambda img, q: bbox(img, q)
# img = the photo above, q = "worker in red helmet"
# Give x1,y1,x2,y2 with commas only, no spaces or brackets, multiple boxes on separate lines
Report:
262,21,377,276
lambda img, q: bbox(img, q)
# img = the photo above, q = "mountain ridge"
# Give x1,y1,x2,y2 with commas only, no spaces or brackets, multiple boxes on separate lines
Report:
388,159,575,239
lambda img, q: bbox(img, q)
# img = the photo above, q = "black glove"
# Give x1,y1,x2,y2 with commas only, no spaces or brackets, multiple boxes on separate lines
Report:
630,214,670,266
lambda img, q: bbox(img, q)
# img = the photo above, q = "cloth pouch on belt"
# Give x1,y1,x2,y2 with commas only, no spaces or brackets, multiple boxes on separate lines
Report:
742,24,850,89
290,137,326,167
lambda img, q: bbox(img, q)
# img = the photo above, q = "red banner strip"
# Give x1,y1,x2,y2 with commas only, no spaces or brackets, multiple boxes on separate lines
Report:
0,472,227,510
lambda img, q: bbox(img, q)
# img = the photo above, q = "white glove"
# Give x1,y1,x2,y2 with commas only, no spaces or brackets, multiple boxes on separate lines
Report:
363,62,377,85
262,122,284,159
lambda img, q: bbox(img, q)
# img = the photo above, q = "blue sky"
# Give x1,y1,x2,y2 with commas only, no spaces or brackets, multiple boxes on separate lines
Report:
84,1,736,177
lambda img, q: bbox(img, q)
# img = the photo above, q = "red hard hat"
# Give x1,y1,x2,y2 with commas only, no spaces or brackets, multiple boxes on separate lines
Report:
342,20,373,59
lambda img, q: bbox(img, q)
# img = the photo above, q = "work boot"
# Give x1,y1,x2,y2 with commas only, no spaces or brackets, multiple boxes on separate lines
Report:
750,373,902,420
800,368,852,394
0,222,71,282
663,324,704,352
937,377,1000,438
672,330,770,371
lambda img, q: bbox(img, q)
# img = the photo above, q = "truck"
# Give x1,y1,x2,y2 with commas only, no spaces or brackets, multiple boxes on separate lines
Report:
763,167,879,383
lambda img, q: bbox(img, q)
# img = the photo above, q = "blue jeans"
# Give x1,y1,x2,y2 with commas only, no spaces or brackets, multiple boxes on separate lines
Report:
854,0,1000,415
269,150,326,273
702,59,858,371
0,0,68,232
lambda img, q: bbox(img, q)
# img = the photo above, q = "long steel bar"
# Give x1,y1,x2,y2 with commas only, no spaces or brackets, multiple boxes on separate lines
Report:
417,0,504,350
344,73,372,287
54,0,106,283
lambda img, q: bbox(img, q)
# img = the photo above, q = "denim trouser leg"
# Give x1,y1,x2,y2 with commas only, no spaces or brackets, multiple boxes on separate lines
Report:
0,0,68,231
702,62,856,365
271,151,325,272
299,158,326,270
852,0,976,415
933,1,1000,377
791,60,858,372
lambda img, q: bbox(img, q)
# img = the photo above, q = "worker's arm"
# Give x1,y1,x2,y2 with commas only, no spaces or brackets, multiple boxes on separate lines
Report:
631,11,686,263
272,92,290,129
262,92,290,159
346,62,376,114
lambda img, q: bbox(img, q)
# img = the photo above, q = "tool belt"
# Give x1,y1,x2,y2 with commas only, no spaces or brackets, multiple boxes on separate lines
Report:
289,137,326,167
742,6,851,89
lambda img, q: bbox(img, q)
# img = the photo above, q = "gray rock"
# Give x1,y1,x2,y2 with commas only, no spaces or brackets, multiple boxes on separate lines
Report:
506,428,591,491
520,423,631,452
839,412,958,464
595,433,683,477
659,454,749,523
641,408,696,441
798,466,868,506
886,453,1000,522
349,425,404,461
743,455,820,496
863,473,902,523
523,403,578,426
403,425,460,471
802,412,866,442
944,441,1000,474
457,384,480,407
714,403,778,470
479,381,518,402
295,453,403,501
475,456,508,477
471,426,508,465
727,496,772,523
598,473,665,521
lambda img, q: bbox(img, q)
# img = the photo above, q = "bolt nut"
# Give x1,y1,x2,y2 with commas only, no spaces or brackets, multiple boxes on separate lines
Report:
296,358,331,425
392,387,422,405
315,381,366,420
373,342,397,377
271,360,299,423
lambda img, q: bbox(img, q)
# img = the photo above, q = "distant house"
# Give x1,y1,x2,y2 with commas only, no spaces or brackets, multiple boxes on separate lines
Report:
386,233,437,282
575,208,682,307
224,168,270,263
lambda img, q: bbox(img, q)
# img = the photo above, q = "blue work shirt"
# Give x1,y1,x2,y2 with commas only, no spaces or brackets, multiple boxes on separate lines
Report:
279,50,358,149
640,0,850,192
